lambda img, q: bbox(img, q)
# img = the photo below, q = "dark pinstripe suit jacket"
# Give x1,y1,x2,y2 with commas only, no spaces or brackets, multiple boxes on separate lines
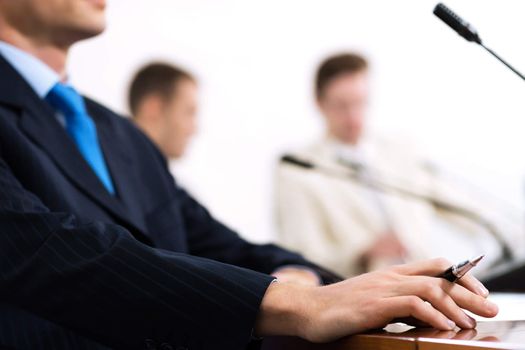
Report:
0,56,337,350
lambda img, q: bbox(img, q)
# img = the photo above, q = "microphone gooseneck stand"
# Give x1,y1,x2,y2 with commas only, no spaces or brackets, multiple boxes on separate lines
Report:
281,155,514,269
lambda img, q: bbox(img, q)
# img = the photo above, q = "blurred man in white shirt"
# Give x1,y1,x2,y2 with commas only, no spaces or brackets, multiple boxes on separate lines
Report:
276,52,523,278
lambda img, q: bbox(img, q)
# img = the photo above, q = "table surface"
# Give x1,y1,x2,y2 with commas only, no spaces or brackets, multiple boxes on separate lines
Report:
263,321,525,350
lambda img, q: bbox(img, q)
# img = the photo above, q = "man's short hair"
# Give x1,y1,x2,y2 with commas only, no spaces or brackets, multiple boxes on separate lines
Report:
315,53,368,99
128,62,195,116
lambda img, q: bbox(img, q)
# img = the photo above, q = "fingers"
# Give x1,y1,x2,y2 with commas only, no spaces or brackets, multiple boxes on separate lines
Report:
383,296,456,331
399,276,498,328
408,278,477,329
391,257,451,276
445,282,498,318
457,274,489,298
391,258,490,298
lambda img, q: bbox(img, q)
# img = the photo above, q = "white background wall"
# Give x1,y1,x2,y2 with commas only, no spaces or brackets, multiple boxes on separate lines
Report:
69,0,525,243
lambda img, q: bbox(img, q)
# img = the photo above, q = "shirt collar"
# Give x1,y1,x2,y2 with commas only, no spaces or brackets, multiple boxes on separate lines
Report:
0,41,61,98
325,134,374,167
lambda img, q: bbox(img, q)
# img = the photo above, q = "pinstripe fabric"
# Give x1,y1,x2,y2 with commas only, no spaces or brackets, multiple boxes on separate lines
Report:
0,55,339,349
0,304,110,350
0,137,275,349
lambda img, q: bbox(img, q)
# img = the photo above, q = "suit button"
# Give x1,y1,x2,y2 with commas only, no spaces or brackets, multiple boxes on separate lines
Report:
144,339,157,350
159,343,174,350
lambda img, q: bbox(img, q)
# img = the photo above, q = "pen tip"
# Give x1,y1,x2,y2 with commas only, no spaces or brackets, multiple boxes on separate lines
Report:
471,254,485,265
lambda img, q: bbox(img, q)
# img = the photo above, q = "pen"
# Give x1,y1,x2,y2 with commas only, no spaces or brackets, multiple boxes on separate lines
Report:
439,255,484,282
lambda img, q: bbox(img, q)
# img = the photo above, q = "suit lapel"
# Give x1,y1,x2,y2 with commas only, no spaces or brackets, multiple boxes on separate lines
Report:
0,54,147,234
89,102,145,224
18,102,129,216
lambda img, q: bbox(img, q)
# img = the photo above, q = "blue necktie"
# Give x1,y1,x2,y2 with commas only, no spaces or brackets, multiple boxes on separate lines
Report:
45,83,115,195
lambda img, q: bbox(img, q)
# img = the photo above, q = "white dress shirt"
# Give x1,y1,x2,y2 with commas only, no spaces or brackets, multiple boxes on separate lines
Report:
0,41,60,99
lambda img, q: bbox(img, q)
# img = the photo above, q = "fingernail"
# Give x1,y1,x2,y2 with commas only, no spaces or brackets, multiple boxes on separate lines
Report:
447,319,456,330
476,283,489,297
464,315,476,328
485,300,499,314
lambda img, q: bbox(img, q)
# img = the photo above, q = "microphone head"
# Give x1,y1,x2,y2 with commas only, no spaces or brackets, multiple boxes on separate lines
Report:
434,3,482,44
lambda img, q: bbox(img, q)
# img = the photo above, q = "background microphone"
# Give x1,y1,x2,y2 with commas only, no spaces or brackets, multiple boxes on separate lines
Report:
433,3,525,81
433,3,481,44
280,154,514,267
280,155,315,170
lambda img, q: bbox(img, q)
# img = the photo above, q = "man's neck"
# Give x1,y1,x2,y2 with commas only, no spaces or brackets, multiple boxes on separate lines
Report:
134,117,167,155
327,133,360,148
0,28,68,79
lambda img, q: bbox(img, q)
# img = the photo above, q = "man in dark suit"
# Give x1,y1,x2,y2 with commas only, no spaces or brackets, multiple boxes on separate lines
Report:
0,1,498,349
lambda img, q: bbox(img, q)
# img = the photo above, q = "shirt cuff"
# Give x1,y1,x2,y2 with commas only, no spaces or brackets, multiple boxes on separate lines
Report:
272,264,323,285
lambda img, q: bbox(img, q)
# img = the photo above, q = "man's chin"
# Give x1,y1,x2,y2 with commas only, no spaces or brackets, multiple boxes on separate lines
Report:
58,23,106,47
75,14,107,40
76,1,107,37
88,22,107,37
84,0,106,11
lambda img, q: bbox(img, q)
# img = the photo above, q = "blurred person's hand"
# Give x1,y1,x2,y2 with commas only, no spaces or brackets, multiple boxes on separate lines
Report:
359,231,407,270
255,258,497,343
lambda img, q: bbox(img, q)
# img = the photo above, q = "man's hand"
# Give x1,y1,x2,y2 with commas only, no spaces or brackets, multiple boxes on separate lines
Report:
272,267,321,286
255,258,497,343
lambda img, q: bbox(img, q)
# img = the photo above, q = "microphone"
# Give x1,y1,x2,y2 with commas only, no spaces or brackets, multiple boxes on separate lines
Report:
433,3,482,44
281,154,514,266
280,155,315,170
433,3,525,81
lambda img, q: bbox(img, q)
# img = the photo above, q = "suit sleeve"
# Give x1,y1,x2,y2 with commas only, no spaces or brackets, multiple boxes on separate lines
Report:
0,156,275,350
126,118,340,283
177,184,341,284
